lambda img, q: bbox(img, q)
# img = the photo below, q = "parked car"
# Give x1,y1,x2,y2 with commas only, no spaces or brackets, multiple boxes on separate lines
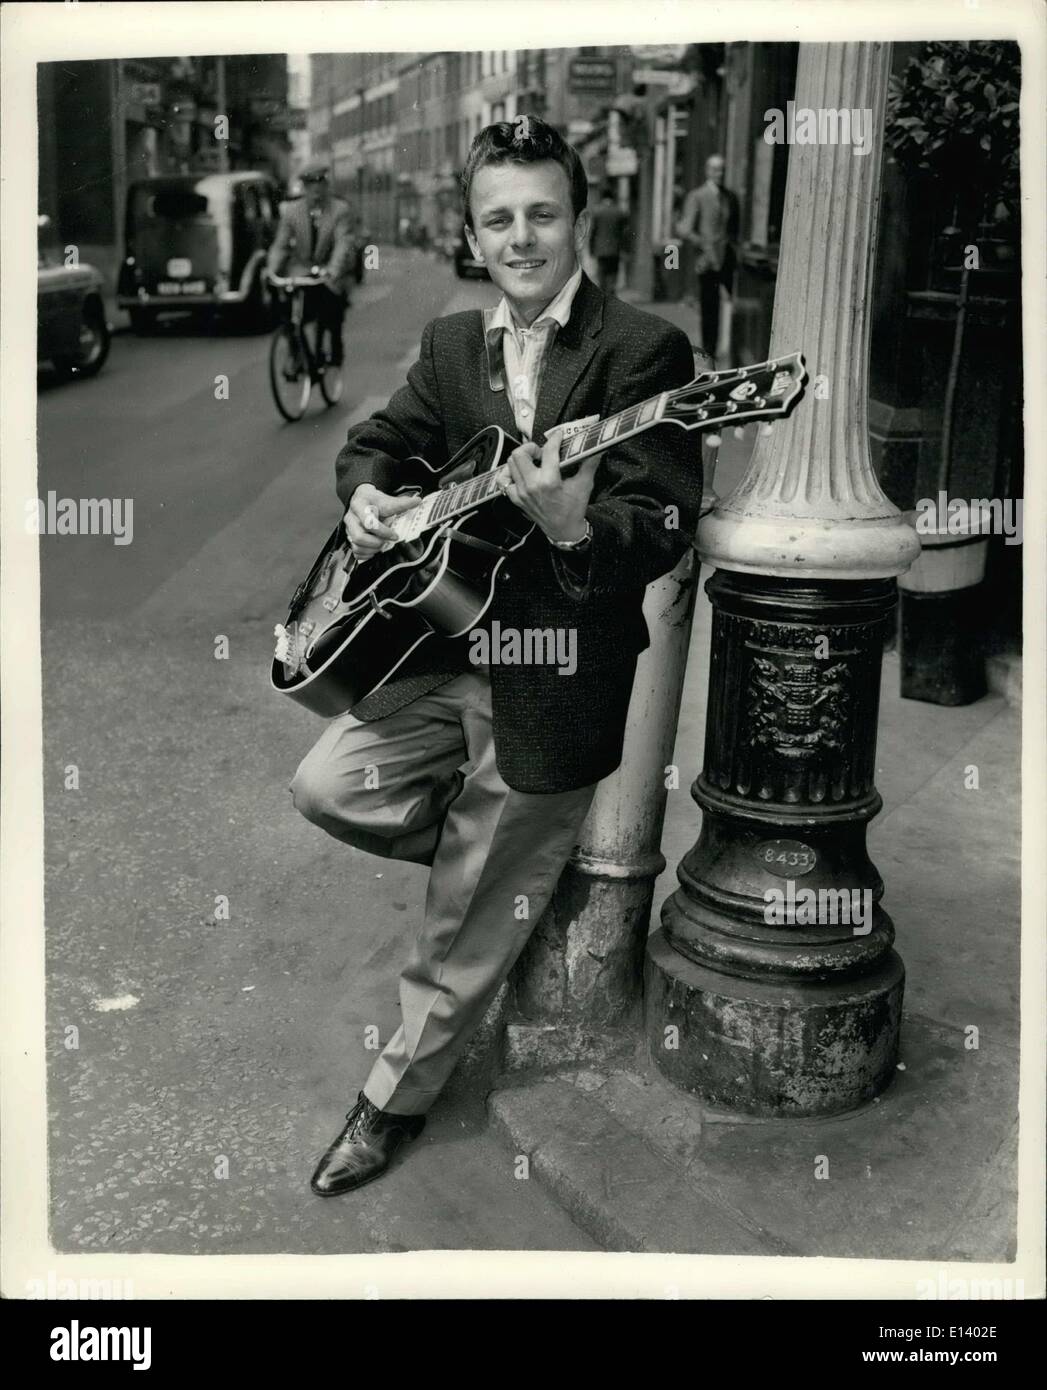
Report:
117,171,280,333
37,214,110,379
453,226,489,280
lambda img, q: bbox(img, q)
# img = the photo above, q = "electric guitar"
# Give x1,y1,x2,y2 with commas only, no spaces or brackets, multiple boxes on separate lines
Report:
271,353,807,717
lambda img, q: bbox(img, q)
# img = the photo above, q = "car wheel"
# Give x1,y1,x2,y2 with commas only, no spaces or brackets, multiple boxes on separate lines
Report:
53,300,110,378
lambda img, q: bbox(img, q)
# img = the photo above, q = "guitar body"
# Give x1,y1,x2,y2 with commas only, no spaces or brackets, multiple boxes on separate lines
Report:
271,426,533,716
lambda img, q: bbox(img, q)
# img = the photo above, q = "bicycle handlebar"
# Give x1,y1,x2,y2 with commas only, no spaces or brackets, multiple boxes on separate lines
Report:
267,272,326,289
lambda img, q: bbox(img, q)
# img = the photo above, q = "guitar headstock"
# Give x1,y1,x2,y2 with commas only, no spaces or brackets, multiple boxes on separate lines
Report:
662,351,807,431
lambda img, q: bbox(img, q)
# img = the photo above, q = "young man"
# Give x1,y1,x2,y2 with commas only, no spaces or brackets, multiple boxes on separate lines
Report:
291,119,702,1197
676,154,740,364
266,157,354,365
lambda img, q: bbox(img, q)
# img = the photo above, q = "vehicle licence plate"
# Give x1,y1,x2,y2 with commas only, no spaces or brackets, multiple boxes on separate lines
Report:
157,280,206,295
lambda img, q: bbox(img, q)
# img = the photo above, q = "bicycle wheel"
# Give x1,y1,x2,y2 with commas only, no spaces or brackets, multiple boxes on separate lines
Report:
318,324,344,406
269,324,311,421
319,357,344,406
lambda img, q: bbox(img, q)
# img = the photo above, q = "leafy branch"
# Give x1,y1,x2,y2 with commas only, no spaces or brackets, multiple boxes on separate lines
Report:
885,41,1021,219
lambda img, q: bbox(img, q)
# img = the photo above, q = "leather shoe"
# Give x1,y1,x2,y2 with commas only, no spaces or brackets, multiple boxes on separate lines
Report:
310,1091,425,1196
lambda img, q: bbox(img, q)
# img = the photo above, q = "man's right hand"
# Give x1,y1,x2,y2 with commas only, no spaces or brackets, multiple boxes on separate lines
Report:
343,484,421,559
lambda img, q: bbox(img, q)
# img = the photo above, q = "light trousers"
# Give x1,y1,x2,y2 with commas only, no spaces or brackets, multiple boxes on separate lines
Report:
290,671,597,1115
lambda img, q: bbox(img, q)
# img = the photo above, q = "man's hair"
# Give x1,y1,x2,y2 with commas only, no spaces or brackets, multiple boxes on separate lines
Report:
460,117,589,230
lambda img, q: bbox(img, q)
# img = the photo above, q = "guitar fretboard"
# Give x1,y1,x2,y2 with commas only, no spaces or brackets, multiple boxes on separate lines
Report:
388,389,669,546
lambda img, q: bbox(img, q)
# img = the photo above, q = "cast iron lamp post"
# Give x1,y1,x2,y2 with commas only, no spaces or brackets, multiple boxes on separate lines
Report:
645,42,921,1115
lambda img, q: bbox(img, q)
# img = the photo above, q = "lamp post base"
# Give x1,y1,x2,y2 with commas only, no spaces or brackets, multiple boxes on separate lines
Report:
646,568,905,1117
645,928,904,1116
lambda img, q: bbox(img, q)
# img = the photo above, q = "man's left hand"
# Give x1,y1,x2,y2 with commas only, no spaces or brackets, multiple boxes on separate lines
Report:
503,434,599,544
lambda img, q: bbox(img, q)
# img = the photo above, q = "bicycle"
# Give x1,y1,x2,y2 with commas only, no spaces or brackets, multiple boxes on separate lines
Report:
266,271,345,421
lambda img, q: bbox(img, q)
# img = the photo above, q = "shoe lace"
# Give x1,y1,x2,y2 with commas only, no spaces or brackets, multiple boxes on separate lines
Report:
344,1095,379,1138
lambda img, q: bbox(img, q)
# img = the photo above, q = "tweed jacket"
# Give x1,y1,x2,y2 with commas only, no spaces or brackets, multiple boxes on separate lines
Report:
333,272,702,793
266,194,355,298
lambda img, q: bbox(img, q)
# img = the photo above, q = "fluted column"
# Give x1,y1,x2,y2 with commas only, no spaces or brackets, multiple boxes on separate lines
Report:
646,43,921,1116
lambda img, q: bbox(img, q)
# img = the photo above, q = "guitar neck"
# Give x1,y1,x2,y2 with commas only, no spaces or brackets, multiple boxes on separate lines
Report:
383,351,806,548
388,391,669,544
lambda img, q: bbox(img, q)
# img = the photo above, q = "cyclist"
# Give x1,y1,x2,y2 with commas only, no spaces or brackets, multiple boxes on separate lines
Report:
266,158,355,366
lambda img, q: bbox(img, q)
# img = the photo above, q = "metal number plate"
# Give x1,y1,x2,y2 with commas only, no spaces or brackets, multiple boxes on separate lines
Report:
755,839,817,877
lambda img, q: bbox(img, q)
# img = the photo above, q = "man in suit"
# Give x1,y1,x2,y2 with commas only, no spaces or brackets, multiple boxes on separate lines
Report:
266,158,354,365
290,118,702,1197
588,186,630,294
677,154,740,364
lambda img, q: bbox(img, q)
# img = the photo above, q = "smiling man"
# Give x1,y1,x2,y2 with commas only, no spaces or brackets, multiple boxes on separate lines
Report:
290,118,703,1197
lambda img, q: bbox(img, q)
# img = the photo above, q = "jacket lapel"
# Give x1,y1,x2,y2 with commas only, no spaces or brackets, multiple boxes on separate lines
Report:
532,273,603,444
477,313,522,438
315,204,335,259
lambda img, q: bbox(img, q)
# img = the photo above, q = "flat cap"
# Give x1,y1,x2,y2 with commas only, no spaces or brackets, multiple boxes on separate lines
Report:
298,157,331,181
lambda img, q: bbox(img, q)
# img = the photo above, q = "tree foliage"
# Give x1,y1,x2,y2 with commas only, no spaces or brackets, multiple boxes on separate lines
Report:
885,41,1021,217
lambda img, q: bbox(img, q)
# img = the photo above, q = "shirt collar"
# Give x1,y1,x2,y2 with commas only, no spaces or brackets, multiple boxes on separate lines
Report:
485,265,584,342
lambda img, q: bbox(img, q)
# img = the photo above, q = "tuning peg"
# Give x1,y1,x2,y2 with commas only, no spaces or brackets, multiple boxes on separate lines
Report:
705,433,722,448
760,423,774,436
733,426,746,440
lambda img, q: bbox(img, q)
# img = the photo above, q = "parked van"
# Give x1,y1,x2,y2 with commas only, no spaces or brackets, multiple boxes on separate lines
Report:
117,171,280,332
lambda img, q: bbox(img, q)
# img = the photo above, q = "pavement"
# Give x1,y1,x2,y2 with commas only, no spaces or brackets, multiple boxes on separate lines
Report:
36,256,1022,1268
487,566,1021,1261
481,290,1023,1262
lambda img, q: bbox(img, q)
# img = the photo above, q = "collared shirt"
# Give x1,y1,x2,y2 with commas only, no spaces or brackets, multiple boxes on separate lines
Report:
483,265,584,439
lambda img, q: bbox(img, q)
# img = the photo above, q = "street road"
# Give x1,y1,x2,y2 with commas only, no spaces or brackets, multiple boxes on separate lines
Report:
37,248,598,1254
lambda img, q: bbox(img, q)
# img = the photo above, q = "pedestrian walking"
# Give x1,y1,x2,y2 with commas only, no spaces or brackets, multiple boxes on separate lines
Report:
677,154,740,364
588,186,630,295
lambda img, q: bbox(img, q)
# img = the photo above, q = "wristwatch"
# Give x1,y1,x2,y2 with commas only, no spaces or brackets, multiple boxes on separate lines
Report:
547,520,593,551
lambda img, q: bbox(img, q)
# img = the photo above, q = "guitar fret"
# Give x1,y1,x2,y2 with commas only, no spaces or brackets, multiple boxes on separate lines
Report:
636,397,659,425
